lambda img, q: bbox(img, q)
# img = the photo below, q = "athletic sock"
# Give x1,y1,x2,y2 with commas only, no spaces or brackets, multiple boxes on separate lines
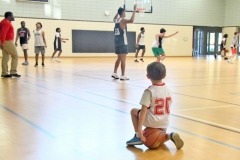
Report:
140,57,143,59
135,132,140,138
134,58,137,60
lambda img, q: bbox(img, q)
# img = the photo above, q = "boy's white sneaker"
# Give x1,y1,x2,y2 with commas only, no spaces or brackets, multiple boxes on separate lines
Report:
120,75,130,80
55,59,61,63
111,73,119,79
50,58,54,62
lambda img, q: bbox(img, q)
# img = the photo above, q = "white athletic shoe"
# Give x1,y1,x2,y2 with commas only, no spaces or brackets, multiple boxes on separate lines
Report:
120,75,130,80
227,59,232,64
55,59,61,63
50,58,54,62
111,73,119,79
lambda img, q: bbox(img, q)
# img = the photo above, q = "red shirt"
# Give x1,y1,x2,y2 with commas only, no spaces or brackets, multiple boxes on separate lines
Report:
0,19,14,44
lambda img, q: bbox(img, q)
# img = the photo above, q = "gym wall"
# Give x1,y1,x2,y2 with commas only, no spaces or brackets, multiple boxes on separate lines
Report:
224,0,240,26
0,17,192,57
0,0,226,57
0,0,224,26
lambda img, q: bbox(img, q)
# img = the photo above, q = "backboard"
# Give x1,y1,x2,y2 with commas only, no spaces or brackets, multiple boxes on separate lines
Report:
124,0,152,13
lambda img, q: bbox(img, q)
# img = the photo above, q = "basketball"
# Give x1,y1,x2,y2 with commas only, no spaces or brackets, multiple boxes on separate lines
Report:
225,49,229,52
143,127,166,149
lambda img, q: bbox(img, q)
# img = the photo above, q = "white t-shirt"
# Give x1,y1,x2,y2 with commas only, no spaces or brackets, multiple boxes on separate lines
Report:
138,33,145,45
231,36,238,48
34,29,45,46
140,83,172,129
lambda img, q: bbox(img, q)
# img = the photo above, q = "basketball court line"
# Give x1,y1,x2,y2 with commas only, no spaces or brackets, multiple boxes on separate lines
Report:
0,104,56,139
0,103,100,160
172,105,238,111
230,92,240,95
32,68,240,91
86,91,240,133
4,78,238,151
18,74,240,134
172,92,240,106
171,113,240,134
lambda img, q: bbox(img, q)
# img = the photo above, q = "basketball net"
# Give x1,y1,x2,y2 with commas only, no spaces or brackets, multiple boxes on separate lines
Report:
137,8,146,17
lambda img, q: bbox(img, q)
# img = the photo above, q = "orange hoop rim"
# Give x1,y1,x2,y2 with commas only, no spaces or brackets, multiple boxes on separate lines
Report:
136,8,146,12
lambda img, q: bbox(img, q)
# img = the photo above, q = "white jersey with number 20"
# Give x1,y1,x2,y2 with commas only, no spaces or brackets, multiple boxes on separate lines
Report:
140,83,172,129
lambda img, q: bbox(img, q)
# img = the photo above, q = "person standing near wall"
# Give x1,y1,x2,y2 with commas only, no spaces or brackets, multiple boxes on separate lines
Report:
0,11,21,78
112,5,137,80
134,27,145,62
33,22,47,67
15,21,31,65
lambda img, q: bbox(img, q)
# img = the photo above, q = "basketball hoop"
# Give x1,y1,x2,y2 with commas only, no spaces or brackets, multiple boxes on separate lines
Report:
137,8,146,17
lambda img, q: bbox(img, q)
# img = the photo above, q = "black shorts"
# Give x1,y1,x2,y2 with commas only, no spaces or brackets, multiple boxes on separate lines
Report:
137,45,145,50
54,47,62,52
115,45,128,54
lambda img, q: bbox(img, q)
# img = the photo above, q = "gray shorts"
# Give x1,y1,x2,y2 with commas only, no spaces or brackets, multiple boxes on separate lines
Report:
35,46,45,54
115,45,128,54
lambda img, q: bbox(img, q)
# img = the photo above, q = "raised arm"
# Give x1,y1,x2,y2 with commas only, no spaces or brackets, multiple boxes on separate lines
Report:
113,12,118,22
164,31,179,38
122,4,137,24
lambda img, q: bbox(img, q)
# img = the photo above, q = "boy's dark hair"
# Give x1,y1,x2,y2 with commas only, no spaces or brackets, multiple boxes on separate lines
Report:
118,8,125,15
4,12,13,18
147,62,166,80
140,27,144,31
56,28,60,32
21,21,25,25
160,28,166,33
234,32,238,35
223,34,228,38
36,22,42,28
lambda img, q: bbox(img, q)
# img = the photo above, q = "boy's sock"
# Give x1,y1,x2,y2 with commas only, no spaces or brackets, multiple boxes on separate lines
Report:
135,132,140,138
140,57,143,59
134,58,137,60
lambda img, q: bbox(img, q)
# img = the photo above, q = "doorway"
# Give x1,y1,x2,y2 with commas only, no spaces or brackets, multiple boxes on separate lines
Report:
193,26,222,56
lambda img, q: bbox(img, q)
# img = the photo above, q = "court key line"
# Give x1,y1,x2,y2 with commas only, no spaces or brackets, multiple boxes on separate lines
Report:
11,78,240,151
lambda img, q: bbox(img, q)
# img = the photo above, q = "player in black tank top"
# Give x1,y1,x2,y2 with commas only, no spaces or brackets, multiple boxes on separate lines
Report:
15,21,31,65
50,28,69,62
215,34,228,59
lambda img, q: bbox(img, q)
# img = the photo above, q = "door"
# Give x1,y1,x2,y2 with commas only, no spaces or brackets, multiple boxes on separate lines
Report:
194,30,203,55
193,27,222,55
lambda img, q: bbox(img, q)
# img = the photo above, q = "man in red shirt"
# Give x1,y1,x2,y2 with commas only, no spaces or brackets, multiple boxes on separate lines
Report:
0,12,20,78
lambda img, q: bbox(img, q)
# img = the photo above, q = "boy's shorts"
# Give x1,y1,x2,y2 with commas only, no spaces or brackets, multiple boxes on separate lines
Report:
231,48,237,54
35,46,45,54
152,48,165,57
137,109,167,130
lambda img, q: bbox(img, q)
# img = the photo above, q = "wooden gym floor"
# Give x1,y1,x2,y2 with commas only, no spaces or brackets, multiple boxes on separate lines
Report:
0,57,240,160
